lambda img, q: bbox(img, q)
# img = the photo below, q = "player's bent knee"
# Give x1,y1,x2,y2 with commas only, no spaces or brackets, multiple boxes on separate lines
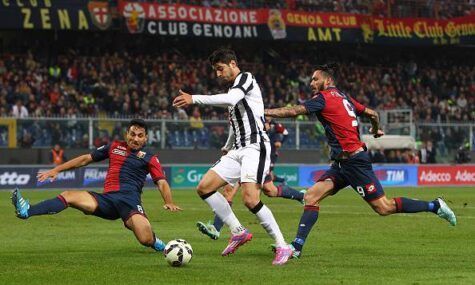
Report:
59,191,75,205
196,180,214,196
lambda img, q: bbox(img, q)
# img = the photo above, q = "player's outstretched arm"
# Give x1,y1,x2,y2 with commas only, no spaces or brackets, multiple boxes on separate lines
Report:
156,179,182,212
173,89,243,108
37,154,94,182
363,108,385,138
264,105,308,118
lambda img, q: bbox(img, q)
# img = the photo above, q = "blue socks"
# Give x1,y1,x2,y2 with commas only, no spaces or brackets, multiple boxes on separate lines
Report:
291,205,319,252
152,234,165,251
273,175,286,183
213,201,232,232
277,185,304,201
394,197,440,214
28,195,68,217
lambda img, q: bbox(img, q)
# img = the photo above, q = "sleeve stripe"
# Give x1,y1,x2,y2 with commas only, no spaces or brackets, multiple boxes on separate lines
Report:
231,85,246,94
233,72,252,92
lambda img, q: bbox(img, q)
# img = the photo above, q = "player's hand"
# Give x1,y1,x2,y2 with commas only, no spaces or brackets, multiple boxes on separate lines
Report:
172,90,193,108
163,203,182,212
369,128,385,138
221,147,229,155
37,169,59,182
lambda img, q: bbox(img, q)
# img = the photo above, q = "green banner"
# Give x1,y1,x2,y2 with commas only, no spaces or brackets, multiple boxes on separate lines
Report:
273,166,299,187
171,166,209,188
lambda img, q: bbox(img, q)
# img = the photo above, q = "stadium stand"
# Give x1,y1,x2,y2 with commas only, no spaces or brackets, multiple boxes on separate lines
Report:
0,0,472,165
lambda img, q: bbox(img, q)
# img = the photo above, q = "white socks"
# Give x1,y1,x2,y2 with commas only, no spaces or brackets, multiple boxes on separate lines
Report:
203,191,244,235
255,205,286,247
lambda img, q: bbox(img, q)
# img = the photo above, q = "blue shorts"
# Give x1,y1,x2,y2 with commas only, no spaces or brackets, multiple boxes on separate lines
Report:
317,151,385,202
88,190,147,222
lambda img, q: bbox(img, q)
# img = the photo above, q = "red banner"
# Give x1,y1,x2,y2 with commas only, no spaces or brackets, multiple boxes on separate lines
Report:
418,165,475,186
118,2,265,24
117,1,475,45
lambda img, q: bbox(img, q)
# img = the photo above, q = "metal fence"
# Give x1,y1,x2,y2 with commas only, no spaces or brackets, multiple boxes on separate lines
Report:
0,113,473,163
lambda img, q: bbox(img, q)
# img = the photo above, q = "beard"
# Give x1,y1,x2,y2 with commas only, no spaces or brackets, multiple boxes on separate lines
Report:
217,76,233,88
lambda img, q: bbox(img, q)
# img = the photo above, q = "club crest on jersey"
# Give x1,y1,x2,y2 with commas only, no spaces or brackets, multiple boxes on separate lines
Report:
365,183,376,194
137,151,146,158
112,148,127,156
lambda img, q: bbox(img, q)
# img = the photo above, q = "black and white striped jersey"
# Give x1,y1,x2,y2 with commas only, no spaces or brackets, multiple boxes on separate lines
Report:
192,71,269,149
227,72,269,148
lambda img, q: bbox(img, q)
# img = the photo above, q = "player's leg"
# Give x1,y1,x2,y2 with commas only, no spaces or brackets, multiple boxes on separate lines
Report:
118,193,166,251
213,184,239,232
272,171,286,184
342,152,456,226
240,143,292,265
368,187,456,225
124,214,165,251
12,188,97,219
197,183,238,240
197,156,247,242
289,178,338,258
261,177,304,203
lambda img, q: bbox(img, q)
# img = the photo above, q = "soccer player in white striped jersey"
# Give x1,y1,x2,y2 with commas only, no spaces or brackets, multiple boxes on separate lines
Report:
173,48,293,265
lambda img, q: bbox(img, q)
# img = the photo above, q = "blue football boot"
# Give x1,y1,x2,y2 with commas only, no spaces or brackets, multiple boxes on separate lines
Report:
11,188,30,219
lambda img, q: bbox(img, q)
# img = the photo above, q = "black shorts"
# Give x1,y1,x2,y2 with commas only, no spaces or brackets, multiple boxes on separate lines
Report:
317,151,385,202
88,190,147,222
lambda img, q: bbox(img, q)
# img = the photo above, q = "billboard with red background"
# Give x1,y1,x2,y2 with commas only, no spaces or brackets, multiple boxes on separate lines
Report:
418,165,475,186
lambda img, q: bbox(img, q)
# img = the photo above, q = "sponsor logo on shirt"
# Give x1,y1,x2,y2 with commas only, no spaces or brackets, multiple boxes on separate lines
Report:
112,148,127,156
117,145,127,150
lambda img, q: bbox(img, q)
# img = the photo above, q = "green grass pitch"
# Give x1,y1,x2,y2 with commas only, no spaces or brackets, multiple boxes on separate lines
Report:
0,187,474,285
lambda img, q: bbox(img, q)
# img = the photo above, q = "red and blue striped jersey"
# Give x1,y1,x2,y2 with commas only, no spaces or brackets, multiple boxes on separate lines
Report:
90,140,166,193
303,87,366,160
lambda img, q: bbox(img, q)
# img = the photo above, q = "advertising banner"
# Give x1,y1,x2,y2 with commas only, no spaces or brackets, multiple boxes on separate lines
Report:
373,165,418,186
0,166,172,190
418,165,475,186
273,166,299,187
117,1,475,45
0,167,36,189
0,0,112,30
1,165,474,190
170,166,209,188
81,166,171,188
298,165,330,188
298,164,418,188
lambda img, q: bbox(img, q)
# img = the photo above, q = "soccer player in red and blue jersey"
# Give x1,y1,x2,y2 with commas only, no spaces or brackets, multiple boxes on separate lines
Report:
265,64,457,258
11,119,181,252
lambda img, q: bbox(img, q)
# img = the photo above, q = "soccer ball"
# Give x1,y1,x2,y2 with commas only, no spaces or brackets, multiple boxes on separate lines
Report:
164,239,193,267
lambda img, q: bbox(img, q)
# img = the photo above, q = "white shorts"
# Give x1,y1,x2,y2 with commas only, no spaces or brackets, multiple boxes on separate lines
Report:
211,142,271,186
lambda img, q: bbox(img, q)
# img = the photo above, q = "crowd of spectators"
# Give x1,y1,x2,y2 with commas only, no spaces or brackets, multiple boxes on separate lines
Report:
0,36,473,156
1,48,473,123
141,0,474,18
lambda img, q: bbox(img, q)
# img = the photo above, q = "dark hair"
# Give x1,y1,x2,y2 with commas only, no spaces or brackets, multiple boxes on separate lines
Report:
314,63,338,81
128,119,148,133
208,48,238,66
